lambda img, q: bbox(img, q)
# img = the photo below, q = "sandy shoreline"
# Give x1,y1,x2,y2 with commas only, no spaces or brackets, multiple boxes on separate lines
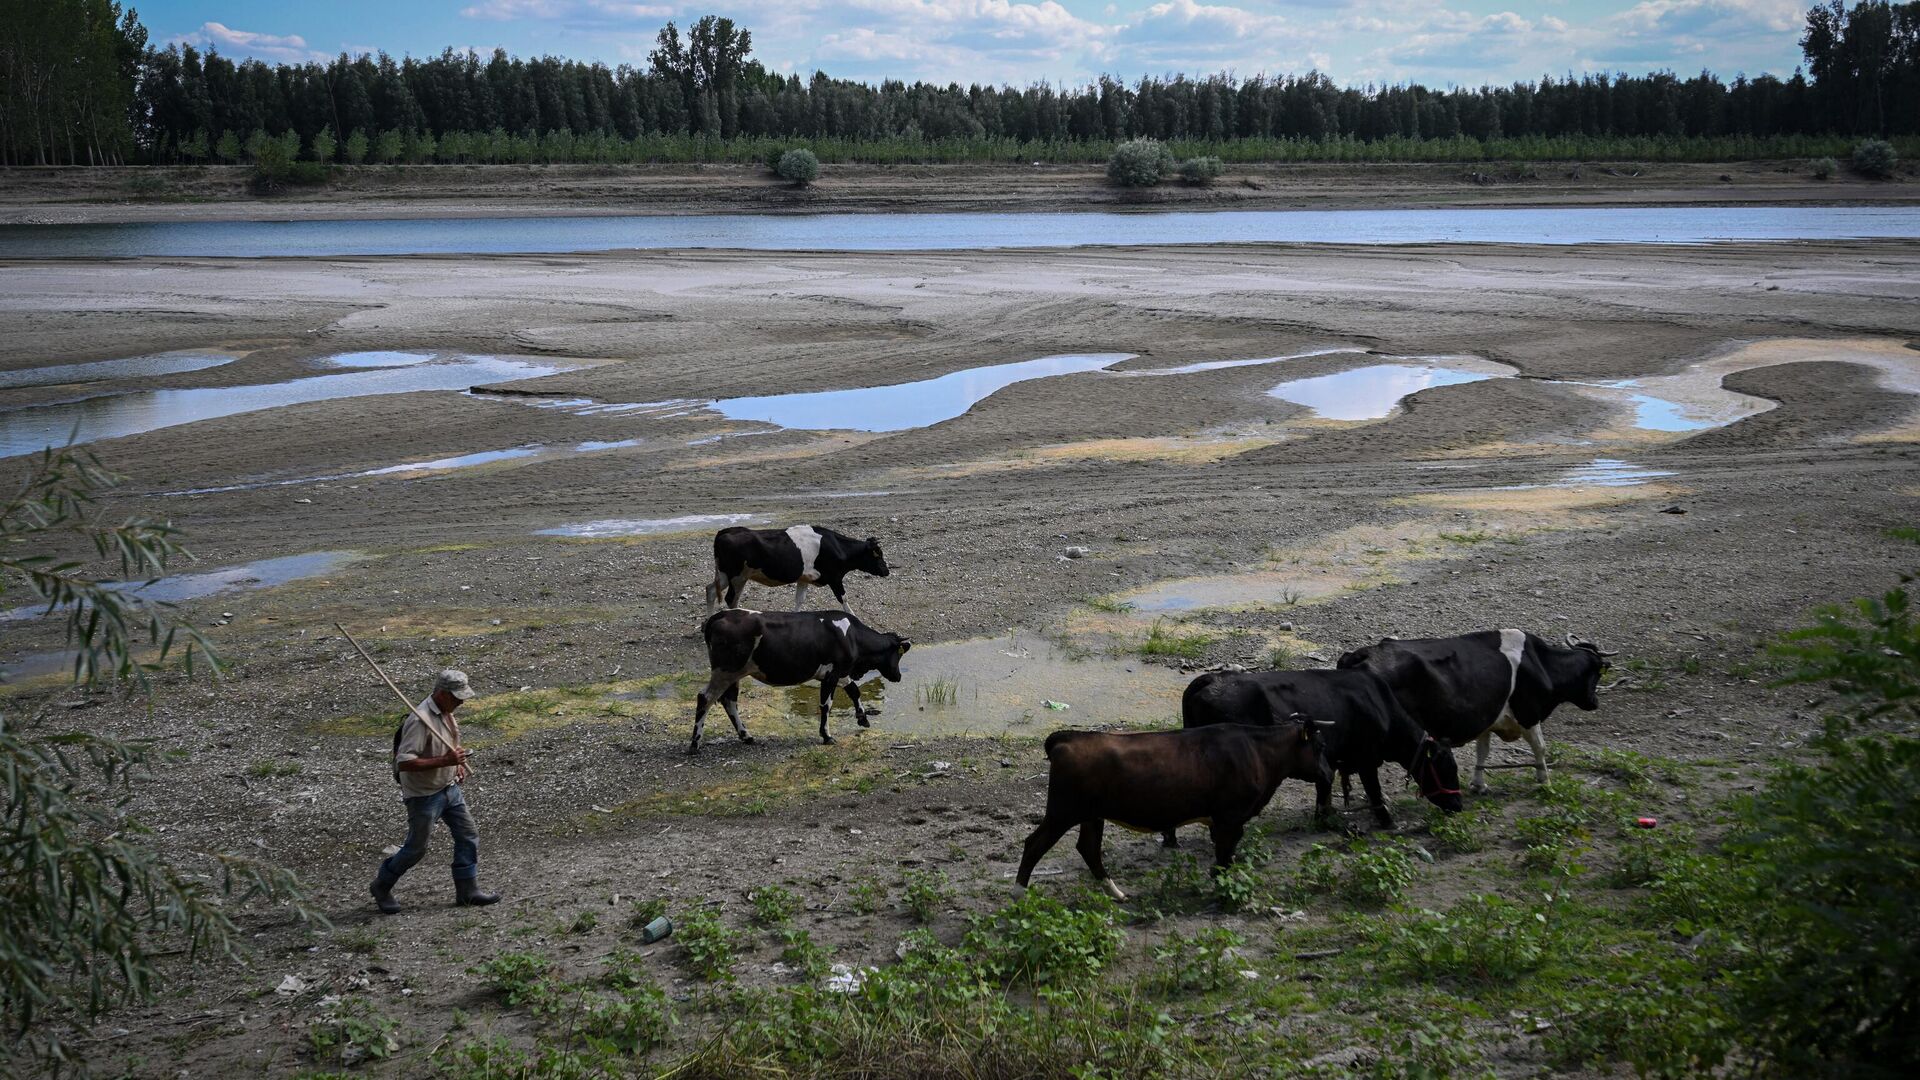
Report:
1,160,1915,224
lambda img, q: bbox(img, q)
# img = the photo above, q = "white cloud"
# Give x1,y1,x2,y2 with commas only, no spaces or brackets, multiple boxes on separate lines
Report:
174,22,325,63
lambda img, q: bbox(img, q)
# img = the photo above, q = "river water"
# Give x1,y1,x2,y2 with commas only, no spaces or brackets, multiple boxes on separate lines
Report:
2,205,1916,258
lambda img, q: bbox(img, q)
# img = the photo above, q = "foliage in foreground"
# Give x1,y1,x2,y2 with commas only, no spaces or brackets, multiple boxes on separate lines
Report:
1,448,315,1073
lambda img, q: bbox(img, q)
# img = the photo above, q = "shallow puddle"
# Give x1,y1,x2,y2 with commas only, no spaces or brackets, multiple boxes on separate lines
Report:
1500,458,1675,489
537,513,765,538
709,353,1132,432
1267,361,1512,420
868,630,1189,736
1,550,367,621
1123,572,1351,614
0,351,236,390
0,354,569,459
320,351,437,368
159,438,636,495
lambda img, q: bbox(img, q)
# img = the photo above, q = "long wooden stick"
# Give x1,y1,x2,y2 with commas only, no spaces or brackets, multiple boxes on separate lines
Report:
335,622,467,772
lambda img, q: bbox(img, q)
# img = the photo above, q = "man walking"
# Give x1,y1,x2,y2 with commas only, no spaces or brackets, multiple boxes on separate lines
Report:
369,669,501,913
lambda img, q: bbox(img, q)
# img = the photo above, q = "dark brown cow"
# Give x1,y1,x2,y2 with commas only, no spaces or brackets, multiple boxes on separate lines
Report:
1015,722,1328,900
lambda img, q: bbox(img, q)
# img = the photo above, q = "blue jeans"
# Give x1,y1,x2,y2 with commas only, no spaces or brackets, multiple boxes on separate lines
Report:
376,783,479,884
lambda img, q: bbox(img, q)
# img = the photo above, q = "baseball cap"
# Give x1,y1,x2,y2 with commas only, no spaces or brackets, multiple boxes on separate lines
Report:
434,669,476,700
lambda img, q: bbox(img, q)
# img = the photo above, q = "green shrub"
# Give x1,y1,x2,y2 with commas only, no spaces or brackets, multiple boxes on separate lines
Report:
1150,928,1245,995
306,998,399,1065
901,869,949,923
471,951,556,1007
677,908,741,981
1345,837,1417,906
1178,155,1224,184
847,878,885,915
964,889,1122,986
1107,137,1176,187
776,148,820,186
1382,894,1555,985
1364,1016,1498,1080
1545,955,1733,1079
570,983,672,1055
1810,156,1838,180
1213,858,1261,912
779,927,833,979
1424,803,1490,853
1851,138,1899,179
626,896,667,929
749,884,801,927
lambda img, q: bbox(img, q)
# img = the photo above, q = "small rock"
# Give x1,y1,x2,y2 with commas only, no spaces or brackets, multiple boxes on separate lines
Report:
293,498,313,504
1278,621,1294,631
274,975,308,996
1659,505,1687,515
1063,546,1090,559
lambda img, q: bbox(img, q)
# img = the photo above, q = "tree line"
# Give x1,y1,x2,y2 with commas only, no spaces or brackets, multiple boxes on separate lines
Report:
3,2,1917,168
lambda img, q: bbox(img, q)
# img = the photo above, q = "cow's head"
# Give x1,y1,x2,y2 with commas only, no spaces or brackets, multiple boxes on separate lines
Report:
857,537,892,578
877,635,912,681
1558,632,1617,711
1293,713,1336,788
1412,735,1463,813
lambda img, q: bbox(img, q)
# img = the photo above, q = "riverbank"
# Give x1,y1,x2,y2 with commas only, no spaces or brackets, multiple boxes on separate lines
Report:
1,160,1913,224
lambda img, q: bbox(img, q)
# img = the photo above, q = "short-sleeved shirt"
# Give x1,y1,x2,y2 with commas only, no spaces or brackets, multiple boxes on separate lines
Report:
394,696,457,798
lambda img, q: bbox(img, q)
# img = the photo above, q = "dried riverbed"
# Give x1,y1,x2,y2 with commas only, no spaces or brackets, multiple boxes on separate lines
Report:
1,237,1917,1076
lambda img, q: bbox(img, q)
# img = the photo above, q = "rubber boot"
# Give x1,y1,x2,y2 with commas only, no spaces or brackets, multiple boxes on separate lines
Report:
454,877,501,907
370,875,400,915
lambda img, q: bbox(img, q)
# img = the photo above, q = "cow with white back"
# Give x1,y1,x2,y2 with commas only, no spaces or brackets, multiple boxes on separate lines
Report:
1015,721,1329,900
1179,667,1464,836
689,608,911,754
705,525,890,615
1337,630,1615,794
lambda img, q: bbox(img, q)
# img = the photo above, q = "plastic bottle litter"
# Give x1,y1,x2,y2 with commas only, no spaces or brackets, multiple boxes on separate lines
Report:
1634,817,1659,829
639,916,673,944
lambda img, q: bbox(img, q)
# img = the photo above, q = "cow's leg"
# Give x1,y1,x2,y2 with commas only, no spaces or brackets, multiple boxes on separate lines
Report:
844,679,871,728
705,567,727,615
829,579,852,614
721,683,752,744
1524,723,1550,785
1016,816,1072,887
1340,771,1353,806
1361,767,1393,830
1313,776,1335,829
1075,819,1124,900
816,678,837,744
1208,818,1246,873
1471,731,1494,795
690,671,740,754
793,582,808,610
724,575,745,609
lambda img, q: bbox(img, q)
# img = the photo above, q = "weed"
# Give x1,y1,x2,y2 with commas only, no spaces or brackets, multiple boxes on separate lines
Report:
901,869,950,923
601,948,651,991
1279,842,1342,902
1378,894,1555,985
749,884,802,927
779,927,833,979
964,889,1122,987
1139,618,1213,659
677,908,741,982
433,1037,597,1080
1364,1016,1498,1079
1213,859,1261,912
332,926,381,957
471,951,556,1007
1084,594,1137,614
569,982,673,1056
1423,803,1490,853
564,910,597,935
1150,928,1246,996
1143,851,1212,915
1345,838,1417,907
1267,645,1296,668
1437,530,1495,545
847,878,886,915
305,998,398,1066
626,897,667,929
915,678,959,707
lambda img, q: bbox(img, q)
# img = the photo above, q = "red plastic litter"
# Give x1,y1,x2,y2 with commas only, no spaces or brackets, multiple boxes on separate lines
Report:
1634,817,1659,829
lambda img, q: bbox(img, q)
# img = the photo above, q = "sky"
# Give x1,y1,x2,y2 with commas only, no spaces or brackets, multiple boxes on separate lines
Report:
138,1,1814,88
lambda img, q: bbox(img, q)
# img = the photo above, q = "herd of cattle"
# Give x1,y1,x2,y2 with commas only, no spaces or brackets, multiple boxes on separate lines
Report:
688,523,1616,899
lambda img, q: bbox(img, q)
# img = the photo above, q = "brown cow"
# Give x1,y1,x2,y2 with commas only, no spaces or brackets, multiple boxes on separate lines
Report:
1015,721,1329,900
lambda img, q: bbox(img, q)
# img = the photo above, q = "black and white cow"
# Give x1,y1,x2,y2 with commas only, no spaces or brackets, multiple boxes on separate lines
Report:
689,608,912,753
705,525,891,615
1337,630,1614,794
1179,667,1463,834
